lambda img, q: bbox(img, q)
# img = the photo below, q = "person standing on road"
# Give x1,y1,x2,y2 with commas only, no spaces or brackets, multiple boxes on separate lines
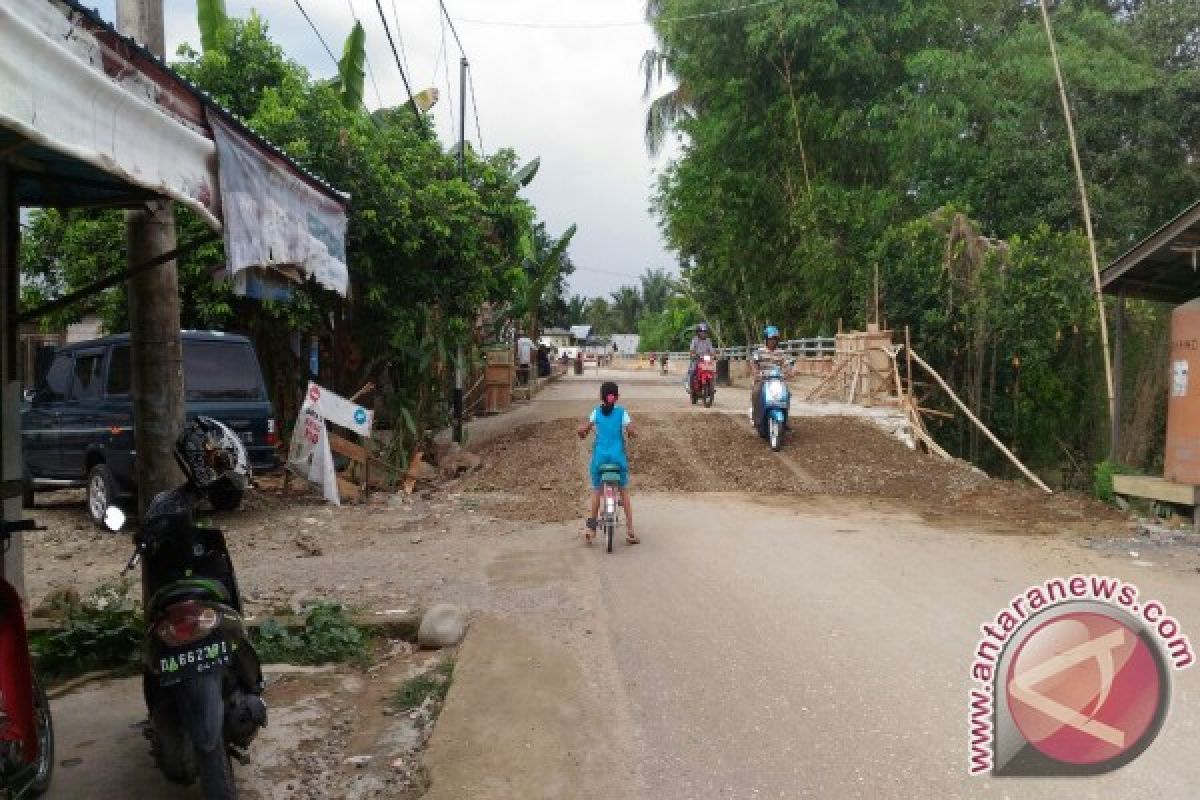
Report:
686,322,716,388
751,325,792,431
577,381,639,545
517,334,535,385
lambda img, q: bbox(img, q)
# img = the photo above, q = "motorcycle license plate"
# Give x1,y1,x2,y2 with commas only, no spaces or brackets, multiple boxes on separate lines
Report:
158,640,235,685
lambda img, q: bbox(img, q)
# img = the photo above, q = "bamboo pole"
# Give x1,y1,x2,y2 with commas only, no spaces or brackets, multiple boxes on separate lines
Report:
904,326,914,400
1038,0,1116,433
806,356,849,401
909,349,1052,493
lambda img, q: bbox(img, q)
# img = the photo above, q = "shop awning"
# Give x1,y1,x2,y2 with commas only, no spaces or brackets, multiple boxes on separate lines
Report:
0,0,350,295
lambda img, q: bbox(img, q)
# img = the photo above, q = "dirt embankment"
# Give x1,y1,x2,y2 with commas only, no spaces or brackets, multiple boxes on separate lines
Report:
466,412,1120,535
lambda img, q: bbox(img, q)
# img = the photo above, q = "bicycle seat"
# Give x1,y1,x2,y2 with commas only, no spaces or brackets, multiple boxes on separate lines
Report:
597,462,623,483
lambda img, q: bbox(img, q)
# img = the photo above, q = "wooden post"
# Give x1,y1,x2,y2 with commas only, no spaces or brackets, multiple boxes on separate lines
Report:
1112,291,1125,461
118,0,185,515
904,326,914,401
0,163,24,592
909,349,1052,493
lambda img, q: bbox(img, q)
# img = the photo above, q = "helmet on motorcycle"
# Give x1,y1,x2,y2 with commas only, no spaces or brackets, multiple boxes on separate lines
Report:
696,322,709,334
174,416,250,492
763,325,780,340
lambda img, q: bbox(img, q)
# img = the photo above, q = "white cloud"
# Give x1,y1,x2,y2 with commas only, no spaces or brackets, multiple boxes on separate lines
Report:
96,0,680,299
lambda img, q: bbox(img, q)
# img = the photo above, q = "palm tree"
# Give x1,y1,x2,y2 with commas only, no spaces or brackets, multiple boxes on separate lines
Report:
641,2,695,155
610,286,644,333
639,268,673,314
585,297,614,334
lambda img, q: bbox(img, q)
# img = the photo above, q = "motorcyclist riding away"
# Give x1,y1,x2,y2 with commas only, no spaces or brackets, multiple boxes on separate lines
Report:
751,325,792,431
687,322,716,388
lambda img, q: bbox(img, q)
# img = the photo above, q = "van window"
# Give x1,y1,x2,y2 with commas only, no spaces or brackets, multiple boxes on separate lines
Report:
39,353,72,401
107,345,131,395
70,352,104,401
183,341,264,401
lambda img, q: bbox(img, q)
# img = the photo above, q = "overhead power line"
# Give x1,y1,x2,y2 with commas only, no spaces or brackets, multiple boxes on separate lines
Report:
436,0,466,54
291,0,381,128
467,68,484,155
454,0,782,30
291,0,337,64
390,0,413,81
374,0,417,108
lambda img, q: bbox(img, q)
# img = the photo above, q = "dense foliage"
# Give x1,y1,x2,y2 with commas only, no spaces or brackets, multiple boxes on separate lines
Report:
645,0,1197,479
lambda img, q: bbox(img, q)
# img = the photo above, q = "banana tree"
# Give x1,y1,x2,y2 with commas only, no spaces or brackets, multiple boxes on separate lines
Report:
515,223,576,340
336,21,366,111
196,0,229,53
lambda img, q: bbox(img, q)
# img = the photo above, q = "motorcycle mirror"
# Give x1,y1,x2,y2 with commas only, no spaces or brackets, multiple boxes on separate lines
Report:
103,506,126,532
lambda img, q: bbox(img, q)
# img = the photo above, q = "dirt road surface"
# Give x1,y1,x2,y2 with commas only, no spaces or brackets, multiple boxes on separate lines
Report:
28,368,1200,798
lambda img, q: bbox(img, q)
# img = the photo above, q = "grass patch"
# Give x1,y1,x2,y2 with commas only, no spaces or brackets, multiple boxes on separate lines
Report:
391,658,455,712
1093,460,1138,504
30,578,144,683
252,603,372,666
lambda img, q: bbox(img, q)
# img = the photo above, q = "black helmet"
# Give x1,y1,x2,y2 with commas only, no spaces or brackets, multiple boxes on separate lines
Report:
175,416,250,491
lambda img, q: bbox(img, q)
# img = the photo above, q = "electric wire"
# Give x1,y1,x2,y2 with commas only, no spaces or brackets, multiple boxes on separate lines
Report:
389,0,414,83
291,0,338,64
467,67,484,155
454,0,782,29
291,0,380,128
439,10,456,135
373,0,417,108
436,0,466,54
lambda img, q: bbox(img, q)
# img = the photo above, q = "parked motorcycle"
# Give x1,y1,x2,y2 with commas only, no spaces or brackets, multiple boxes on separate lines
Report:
0,519,53,799
109,417,266,800
689,354,717,408
756,365,792,451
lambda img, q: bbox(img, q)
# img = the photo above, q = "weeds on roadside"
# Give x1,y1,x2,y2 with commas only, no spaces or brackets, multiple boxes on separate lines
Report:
391,658,455,712
30,577,144,682
252,603,371,666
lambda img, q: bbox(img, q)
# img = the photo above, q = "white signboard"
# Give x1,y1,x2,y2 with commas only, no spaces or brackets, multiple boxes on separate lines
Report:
287,405,340,506
302,383,373,437
1173,360,1189,398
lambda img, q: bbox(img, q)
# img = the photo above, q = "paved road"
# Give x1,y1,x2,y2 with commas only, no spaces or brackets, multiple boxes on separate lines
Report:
598,492,1200,799
441,369,1200,799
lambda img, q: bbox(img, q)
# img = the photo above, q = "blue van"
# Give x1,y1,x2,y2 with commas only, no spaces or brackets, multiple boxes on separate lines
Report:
21,331,279,524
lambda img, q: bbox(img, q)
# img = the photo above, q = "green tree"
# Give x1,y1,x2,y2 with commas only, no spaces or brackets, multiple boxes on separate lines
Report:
609,286,644,333
639,268,673,314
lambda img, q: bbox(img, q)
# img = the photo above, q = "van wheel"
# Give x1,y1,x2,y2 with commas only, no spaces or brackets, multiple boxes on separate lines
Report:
86,464,118,529
208,485,244,512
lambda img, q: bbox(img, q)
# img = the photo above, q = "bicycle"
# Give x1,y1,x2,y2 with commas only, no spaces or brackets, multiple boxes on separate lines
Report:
596,462,623,553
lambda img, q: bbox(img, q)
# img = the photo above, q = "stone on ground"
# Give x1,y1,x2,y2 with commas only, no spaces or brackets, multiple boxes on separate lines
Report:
418,603,468,648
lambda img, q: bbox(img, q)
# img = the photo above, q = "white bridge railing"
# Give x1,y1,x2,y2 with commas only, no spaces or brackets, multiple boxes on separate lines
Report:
623,337,836,362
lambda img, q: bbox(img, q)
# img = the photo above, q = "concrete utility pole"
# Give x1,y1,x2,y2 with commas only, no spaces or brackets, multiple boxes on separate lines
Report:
116,0,185,513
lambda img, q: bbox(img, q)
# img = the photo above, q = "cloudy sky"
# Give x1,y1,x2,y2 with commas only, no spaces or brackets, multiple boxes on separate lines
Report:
93,0,681,299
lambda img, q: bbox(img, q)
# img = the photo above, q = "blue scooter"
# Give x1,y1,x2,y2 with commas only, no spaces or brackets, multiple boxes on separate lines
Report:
756,365,792,451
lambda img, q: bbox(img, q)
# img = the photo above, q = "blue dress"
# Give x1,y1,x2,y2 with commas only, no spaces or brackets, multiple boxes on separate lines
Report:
589,404,630,488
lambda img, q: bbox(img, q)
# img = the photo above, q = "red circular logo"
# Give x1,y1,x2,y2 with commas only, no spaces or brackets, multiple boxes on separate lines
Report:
308,384,321,403
1006,611,1163,766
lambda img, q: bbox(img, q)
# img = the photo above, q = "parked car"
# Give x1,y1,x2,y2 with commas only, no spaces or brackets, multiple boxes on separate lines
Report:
21,331,279,525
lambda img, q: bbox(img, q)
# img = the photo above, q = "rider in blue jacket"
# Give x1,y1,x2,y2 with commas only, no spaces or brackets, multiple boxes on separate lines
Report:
577,381,639,544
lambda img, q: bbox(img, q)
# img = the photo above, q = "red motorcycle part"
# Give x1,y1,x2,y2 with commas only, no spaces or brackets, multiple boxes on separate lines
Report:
0,581,36,763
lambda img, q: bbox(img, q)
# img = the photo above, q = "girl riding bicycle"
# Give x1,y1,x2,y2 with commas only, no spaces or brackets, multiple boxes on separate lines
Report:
577,381,638,545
